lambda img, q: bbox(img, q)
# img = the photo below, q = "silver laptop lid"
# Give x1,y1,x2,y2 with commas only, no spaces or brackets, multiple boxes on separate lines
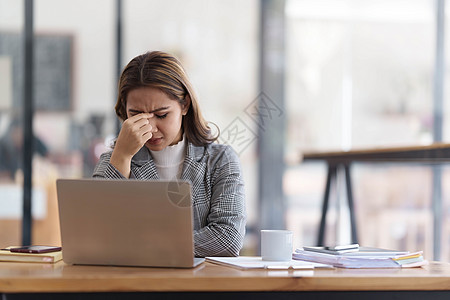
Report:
57,178,202,268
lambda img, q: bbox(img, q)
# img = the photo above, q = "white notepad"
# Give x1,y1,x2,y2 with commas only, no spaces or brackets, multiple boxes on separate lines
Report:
206,256,331,270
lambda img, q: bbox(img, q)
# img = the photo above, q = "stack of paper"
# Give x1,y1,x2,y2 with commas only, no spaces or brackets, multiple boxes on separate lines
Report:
206,256,331,270
293,247,427,269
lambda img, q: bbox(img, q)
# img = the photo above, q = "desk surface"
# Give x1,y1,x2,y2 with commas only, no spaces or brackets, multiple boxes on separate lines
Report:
0,261,449,293
302,143,450,163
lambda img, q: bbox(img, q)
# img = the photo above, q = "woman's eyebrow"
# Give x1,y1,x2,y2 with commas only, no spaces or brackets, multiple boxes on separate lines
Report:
128,107,170,114
150,107,170,113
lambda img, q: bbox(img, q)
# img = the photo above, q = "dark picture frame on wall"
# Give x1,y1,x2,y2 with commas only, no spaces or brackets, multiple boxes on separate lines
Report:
0,32,73,111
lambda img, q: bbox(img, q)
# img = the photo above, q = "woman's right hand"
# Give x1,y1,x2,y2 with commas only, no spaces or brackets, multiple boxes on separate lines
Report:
110,113,154,177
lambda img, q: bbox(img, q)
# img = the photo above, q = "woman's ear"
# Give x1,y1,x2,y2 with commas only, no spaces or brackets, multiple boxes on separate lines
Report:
182,95,191,116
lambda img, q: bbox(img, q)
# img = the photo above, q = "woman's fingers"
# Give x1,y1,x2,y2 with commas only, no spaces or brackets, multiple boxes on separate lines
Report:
124,113,154,134
115,113,156,157
128,113,153,130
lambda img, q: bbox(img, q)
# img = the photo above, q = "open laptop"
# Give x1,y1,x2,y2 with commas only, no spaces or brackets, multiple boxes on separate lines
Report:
56,178,204,268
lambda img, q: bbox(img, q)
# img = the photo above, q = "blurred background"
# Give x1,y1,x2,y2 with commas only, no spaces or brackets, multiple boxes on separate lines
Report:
0,0,449,262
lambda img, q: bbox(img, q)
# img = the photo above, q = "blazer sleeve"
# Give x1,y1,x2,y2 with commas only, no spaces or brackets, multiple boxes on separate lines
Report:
92,151,127,179
193,146,246,257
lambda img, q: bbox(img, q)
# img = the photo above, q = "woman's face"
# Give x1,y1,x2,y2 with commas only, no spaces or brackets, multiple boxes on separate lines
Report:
126,86,189,151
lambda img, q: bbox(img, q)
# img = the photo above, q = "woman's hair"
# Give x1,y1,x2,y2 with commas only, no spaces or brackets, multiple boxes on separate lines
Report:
115,51,218,146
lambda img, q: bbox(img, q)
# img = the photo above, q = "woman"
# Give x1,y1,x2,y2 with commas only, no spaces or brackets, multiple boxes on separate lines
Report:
93,51,246,257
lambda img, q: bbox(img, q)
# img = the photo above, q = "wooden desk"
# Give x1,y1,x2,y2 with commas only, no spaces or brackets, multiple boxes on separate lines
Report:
0,261,449,299
302,143,450,247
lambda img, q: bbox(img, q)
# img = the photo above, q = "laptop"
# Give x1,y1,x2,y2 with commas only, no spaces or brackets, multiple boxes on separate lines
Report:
56,178,204,268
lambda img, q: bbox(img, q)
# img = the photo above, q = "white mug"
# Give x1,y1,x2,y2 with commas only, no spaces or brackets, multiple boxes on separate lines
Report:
261,230,293,261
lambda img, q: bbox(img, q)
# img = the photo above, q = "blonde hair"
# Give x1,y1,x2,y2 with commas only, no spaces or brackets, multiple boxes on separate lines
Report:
115,51,218,146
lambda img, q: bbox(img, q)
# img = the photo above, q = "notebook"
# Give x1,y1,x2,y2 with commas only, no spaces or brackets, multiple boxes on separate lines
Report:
206,256,332,270
56,178,204,268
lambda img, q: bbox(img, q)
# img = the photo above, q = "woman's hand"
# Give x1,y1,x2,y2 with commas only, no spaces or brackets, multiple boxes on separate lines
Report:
110,113,154,177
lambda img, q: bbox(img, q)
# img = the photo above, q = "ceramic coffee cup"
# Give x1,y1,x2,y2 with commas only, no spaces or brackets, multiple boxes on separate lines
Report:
261,230,293,261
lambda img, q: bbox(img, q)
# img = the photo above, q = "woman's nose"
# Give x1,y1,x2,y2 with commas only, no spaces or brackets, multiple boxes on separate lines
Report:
147,118,158,133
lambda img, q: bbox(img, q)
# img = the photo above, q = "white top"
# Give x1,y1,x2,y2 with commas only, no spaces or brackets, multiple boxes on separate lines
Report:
150,135,186,180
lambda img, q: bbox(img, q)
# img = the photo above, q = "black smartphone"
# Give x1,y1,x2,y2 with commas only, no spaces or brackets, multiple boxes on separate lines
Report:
9,246,62,253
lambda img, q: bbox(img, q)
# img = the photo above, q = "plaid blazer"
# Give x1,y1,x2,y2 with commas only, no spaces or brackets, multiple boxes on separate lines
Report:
93,141,246,257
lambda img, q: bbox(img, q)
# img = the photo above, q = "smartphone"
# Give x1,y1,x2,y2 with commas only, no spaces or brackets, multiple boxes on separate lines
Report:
9,246,62,253
303,244,359,254
323,244,359,251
